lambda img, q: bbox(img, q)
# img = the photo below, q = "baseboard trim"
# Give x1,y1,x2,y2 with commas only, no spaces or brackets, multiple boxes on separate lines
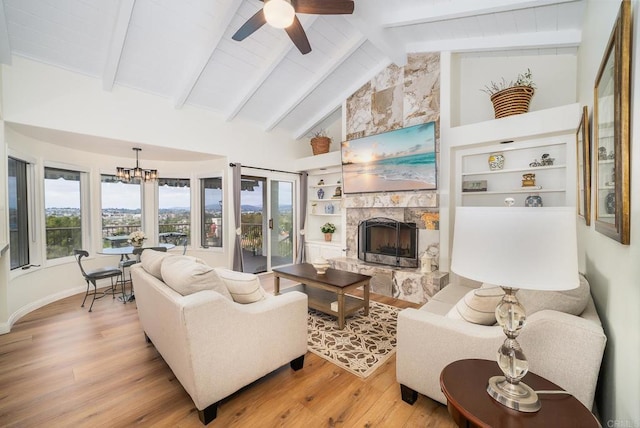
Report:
3,286,86,334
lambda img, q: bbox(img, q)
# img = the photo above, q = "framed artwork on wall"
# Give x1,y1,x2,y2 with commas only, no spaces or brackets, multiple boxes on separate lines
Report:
593,0,631,244
341,121,437,194
576,106,591,225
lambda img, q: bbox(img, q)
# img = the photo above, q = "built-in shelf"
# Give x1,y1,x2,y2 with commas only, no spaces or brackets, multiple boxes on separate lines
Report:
462,188,565,196
455,124,575,207
462,164,566,176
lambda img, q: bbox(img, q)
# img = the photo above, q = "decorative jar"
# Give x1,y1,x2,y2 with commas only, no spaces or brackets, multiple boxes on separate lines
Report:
488,153,505,171
525,195,543,207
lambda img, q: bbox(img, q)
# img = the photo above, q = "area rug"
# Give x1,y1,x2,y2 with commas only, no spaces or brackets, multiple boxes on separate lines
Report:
307,301,401,378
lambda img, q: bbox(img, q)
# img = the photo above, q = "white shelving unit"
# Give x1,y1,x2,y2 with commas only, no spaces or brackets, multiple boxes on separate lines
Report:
304,165,345,261
455,136,575,207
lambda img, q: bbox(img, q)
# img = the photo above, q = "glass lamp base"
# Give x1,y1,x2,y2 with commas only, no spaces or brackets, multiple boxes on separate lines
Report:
487,375,541,413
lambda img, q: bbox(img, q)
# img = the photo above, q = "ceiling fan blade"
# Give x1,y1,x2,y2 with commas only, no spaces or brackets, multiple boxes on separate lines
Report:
285,16,311,55
232,9,267,41
293,0,354,15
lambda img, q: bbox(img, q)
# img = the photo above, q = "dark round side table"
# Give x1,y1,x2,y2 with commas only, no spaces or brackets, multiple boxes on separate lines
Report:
440,359,600,428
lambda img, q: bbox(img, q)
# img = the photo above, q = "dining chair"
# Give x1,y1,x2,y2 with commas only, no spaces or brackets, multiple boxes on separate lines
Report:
74,249,123,312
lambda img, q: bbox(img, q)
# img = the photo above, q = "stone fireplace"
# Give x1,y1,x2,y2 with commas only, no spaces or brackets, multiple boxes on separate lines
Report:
358,218,418,268
331,52,447,305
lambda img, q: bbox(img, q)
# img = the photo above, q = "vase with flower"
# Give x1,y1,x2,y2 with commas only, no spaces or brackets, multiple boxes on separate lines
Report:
128,230,147,248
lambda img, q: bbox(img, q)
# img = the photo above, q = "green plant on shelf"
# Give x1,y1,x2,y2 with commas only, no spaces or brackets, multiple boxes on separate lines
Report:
321,222,336,234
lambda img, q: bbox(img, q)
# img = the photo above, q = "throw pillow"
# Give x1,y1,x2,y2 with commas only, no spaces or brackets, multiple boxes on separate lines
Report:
517,274,590,316
214,268,266,304
160,256,232,299
140,250,172,280
446,287,504,325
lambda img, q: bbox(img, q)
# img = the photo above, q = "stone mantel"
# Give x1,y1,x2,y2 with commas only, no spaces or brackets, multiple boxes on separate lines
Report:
330,257,448,305
344,191,438,209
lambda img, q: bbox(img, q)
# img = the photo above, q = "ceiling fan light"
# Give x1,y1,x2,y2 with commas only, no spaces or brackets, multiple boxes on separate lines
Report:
264,0,295,29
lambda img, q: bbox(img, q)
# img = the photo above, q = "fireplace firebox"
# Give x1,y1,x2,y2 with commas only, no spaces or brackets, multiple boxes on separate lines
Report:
358,218,418,268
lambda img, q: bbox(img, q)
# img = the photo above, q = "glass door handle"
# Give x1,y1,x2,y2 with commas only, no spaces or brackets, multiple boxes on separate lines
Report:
268,218,273,229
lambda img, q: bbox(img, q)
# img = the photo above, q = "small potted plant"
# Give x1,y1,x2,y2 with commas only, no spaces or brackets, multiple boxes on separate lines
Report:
321,222,336,242
482,69,536,119
309,130,331,155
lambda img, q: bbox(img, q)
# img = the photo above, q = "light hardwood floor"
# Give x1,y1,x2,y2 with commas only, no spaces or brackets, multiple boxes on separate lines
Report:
0,275,456,427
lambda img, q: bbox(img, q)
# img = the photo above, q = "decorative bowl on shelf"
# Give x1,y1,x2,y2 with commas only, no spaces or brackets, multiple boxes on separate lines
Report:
312,258,330,275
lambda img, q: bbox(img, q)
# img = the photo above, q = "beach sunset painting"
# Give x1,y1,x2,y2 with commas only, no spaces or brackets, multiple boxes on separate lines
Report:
341,122,436,193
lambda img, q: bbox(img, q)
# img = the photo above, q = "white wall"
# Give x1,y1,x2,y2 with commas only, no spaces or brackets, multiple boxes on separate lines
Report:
1,57,308,166
577,1,639,425
455,53,578,126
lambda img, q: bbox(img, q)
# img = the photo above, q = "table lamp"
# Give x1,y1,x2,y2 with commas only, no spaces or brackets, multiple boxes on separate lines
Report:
450,206,579,412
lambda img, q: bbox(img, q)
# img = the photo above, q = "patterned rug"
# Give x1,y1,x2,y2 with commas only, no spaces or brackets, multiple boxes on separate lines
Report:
307,301,401,378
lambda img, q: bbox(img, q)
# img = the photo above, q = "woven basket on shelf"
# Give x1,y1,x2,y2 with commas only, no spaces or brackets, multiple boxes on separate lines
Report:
490,86,535,119
310,137,331,155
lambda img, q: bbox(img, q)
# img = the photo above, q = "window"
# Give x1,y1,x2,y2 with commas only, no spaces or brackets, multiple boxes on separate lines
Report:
158,178,190,245
201,177,223,248
8,157,29,269
44,168,82,259
101,175,142,248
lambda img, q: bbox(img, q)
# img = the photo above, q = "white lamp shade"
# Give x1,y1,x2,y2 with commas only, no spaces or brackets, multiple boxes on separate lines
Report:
264,0,295,28
451,207,579,291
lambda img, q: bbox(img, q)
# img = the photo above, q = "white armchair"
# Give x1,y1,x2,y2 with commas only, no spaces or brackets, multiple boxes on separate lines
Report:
396,278,606,410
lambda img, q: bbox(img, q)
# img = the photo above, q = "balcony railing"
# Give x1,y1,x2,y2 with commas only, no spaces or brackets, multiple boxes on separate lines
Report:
45,226,82,259
241,223,292,258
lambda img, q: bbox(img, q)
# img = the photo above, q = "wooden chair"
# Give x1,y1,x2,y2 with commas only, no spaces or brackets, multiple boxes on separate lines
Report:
74,249,123,312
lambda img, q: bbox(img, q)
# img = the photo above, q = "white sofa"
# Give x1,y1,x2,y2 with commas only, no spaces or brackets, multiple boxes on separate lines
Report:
130,253,308,425
396,275,606,410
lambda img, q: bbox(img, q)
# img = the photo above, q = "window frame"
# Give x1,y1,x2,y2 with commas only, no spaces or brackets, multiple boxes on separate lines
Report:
198,172,224,250
42,163,89,263
8,156,32,270
156,177,192,247
99,173,145,249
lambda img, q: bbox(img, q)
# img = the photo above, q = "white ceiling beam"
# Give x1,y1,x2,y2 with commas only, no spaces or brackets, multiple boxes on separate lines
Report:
102,0,135,91
383,0,580,28
293,57,391,140
264,34,367,132
225,16,318,122
0,0,12,65
173,0,244,108
407,29,581,54
346,3,406,66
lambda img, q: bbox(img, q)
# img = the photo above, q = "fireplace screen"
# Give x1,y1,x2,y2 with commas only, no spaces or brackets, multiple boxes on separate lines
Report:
358,218,418,268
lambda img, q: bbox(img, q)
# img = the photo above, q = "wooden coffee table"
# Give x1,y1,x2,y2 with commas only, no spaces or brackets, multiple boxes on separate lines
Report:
273,263,371,329
440,359,600,428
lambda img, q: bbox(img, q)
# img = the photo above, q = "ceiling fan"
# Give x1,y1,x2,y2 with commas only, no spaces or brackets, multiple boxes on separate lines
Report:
232,0,355,55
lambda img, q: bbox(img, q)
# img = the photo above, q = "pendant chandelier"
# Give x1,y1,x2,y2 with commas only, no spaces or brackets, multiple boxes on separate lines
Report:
116,148,158,182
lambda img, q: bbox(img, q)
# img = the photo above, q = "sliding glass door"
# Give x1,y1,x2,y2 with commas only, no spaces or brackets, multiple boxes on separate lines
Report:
240,175,295,273
269,180,294,270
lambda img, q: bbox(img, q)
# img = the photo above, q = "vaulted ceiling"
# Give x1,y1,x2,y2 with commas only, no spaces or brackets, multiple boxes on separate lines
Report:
0,0,585,141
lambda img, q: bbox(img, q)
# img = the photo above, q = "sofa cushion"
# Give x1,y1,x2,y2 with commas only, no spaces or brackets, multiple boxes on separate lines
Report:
432,282,478,305
214,268,266,304
517,274,590,316
446,286,504,325
160,256,232,299
140,250,172,280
